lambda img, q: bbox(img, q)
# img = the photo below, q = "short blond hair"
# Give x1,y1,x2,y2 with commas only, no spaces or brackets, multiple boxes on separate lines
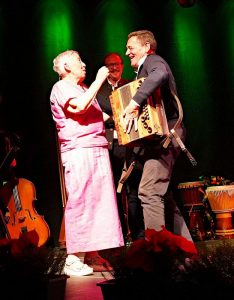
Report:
53,50,79,78
128,30,157,52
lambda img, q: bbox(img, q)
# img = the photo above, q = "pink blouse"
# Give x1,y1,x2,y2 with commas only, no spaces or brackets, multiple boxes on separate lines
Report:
50,80,108,152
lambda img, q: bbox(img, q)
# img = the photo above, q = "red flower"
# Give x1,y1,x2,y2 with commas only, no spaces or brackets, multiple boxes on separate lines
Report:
145,226,198,255
0,230,40,257
124,227,198,273
125,239,155,272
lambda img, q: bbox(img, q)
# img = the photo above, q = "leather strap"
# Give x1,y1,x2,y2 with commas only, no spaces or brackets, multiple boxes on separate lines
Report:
117,160,136,193
117,147,143,193
162,91,197,166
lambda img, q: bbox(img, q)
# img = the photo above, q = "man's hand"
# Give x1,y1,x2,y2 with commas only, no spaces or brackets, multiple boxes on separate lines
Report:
122,100,140,133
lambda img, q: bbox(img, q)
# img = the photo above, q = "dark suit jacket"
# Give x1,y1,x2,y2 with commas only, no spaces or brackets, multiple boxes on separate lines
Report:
133,54,179,122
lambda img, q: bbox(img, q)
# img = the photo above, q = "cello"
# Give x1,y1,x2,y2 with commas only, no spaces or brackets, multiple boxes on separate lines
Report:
0,177,50,247
0,131,50,246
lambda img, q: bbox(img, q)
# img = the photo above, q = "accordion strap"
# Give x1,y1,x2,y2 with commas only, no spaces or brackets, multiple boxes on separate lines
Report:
162,91,183,148
117,146,143,193
162,91,197,166
117,160,136,193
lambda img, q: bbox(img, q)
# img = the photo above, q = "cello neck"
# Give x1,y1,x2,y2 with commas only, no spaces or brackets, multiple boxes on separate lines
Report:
12,185,22,212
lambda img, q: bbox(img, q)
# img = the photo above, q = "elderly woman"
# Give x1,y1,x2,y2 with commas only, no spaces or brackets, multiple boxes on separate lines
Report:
50,50,124,276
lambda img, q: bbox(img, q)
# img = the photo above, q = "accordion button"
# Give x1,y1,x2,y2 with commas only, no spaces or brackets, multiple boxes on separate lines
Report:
147,127,152,133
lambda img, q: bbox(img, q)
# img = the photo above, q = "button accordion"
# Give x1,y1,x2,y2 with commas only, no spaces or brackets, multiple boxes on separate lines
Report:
109,78,169,146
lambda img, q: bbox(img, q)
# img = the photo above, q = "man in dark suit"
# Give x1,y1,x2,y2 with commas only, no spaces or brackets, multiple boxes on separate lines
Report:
123,30,193,241
96,53,145,243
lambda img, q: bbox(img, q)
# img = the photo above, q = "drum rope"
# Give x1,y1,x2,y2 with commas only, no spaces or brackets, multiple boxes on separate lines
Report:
184,203,204,216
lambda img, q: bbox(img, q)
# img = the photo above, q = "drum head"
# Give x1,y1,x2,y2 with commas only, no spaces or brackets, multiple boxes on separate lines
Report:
206,185,234,192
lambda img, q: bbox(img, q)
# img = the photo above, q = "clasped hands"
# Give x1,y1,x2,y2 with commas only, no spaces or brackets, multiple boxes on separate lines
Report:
121,100,140,133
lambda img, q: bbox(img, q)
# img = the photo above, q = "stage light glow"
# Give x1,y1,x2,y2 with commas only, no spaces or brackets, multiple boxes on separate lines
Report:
93,0,138,78
38,0,76,80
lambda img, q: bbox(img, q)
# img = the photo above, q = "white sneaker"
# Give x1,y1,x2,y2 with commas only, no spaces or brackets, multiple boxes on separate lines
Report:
64,255,93,276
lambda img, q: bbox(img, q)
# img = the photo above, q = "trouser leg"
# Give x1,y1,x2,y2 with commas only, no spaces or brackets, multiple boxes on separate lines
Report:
126,166,145,240
139,156,172,230
139,125,185,231
165,190,193,241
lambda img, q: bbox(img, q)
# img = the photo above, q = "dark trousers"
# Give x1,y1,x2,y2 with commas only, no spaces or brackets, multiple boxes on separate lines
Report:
137,123,192,241
125,157,145,241
109,140,145,242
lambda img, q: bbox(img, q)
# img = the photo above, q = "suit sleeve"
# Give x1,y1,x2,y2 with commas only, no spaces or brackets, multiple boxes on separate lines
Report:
132,58,169,106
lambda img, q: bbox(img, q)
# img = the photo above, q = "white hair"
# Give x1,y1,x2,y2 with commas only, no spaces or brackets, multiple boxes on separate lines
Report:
52,50,79,78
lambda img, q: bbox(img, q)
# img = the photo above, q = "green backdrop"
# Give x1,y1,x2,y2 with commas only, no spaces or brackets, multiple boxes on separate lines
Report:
0,0,233,245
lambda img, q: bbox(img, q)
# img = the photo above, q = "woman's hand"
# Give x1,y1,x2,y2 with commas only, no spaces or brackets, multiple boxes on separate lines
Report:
96,66,109,84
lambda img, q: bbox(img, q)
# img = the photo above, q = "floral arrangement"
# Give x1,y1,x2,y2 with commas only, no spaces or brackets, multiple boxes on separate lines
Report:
123,227,197,273
99,228,234,299
99,227,198,297
0,230,67,299
0,230,66,278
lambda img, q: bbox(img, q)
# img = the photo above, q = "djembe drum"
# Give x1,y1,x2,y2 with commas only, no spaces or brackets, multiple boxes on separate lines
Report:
206,185,234,239
177,181,206,241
